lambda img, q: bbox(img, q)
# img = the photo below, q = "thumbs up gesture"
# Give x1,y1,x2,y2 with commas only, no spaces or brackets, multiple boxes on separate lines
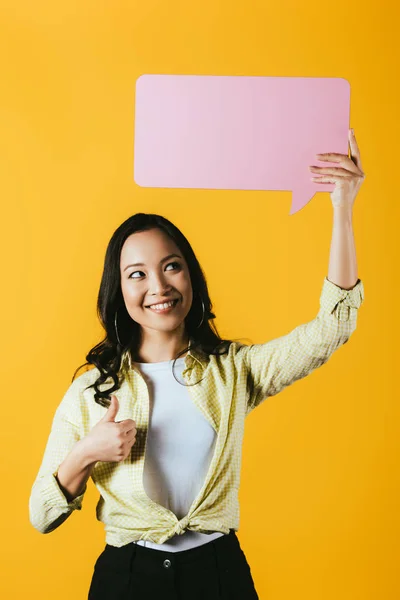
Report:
83,395,137,463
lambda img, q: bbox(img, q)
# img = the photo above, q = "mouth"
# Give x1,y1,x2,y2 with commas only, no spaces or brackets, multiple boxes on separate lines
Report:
145,298,180,312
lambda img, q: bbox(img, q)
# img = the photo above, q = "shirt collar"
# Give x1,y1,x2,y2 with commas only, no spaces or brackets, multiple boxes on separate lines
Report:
120,337,208,374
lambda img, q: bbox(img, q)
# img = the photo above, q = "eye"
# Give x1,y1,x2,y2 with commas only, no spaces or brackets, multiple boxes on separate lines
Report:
128,261,181,279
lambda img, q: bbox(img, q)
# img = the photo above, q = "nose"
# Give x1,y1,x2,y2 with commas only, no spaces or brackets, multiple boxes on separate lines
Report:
149,272,173,296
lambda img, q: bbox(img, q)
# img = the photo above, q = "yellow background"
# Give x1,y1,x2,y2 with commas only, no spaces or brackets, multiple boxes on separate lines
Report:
0,1,397,598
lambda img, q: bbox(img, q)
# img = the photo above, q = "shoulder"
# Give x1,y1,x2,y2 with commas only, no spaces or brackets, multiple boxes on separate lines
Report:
208,340,251,370
58,366,101,410
53,366,107,431
69,365,101,392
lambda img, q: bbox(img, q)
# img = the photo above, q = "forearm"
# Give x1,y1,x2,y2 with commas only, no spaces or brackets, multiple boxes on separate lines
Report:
327,205,358,290
55,439,97,503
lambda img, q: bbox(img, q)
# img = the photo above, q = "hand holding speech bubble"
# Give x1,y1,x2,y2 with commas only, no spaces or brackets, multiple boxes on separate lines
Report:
133,75,351,214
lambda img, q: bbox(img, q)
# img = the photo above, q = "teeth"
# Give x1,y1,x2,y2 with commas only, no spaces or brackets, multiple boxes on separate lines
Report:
148,300,176,310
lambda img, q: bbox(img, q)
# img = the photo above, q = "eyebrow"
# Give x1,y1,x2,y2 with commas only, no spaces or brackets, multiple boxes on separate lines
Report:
123,253,183,272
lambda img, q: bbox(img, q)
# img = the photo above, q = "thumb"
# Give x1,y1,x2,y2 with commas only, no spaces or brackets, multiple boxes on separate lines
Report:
101,394,119,422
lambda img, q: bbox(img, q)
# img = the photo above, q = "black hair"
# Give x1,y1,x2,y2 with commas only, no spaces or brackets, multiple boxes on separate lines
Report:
72,213,243,408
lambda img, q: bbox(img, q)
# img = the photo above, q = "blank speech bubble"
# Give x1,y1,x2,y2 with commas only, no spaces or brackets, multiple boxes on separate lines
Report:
133,75,351,214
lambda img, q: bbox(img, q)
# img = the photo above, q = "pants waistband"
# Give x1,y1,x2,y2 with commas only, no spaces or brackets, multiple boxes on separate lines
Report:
103,529,239,569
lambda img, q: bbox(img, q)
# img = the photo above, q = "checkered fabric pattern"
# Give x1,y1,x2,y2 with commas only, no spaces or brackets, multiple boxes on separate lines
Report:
29,276,364,547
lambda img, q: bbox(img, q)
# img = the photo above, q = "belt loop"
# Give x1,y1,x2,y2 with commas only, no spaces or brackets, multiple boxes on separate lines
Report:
129,541,137,571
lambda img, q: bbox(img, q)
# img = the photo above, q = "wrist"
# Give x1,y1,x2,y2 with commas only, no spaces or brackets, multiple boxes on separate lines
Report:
332,203,353,215
75,438,98,469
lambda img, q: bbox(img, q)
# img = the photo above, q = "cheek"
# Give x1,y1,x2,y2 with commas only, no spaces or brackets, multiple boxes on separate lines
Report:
183,288,193,310
121,280,140,304
120,280,129,299
180,272,192,293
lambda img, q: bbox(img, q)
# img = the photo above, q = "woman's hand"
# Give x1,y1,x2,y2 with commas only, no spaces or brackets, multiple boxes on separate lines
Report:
82,395,137,463
309,129,366,209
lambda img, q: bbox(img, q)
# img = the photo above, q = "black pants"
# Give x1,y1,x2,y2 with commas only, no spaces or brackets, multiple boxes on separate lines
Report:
88,529,259,599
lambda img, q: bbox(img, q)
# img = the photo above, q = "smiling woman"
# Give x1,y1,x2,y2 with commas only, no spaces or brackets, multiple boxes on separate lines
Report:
71,212,235,403
29,209,364,600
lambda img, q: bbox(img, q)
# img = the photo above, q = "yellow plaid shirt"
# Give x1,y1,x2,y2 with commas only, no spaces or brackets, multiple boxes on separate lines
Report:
29,276,364,547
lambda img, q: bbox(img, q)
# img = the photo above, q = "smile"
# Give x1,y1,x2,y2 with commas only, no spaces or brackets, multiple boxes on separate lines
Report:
146,299,180,313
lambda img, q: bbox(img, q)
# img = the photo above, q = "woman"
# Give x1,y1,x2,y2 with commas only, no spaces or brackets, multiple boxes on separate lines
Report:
29,129,366,599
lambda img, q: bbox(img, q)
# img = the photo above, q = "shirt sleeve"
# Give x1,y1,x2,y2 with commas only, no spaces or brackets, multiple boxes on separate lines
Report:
241,277,365,416
29,378,88,534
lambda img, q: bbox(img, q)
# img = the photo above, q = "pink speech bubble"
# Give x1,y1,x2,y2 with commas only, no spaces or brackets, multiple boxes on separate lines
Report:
133,75,351,214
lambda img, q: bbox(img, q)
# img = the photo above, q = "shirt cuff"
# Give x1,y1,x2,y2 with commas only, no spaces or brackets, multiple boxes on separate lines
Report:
319,277,365,322
40,471,86,511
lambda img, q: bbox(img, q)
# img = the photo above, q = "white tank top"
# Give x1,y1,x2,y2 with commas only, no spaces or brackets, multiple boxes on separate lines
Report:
132,355,225,552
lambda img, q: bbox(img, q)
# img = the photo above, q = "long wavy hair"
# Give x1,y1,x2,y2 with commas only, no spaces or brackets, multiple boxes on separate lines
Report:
72,213,242,408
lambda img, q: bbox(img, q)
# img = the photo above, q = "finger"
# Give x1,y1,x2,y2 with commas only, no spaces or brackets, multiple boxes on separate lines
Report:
310,166,353,177
348,129,363,171
127,431,137,443
311,175,348,183
316,152,360,175
102,395,119,422
121,420,137,433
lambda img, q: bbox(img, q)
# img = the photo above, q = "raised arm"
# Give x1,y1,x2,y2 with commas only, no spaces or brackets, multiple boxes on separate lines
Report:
313,127,366,290
242,129,366,415
241,277,364,415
